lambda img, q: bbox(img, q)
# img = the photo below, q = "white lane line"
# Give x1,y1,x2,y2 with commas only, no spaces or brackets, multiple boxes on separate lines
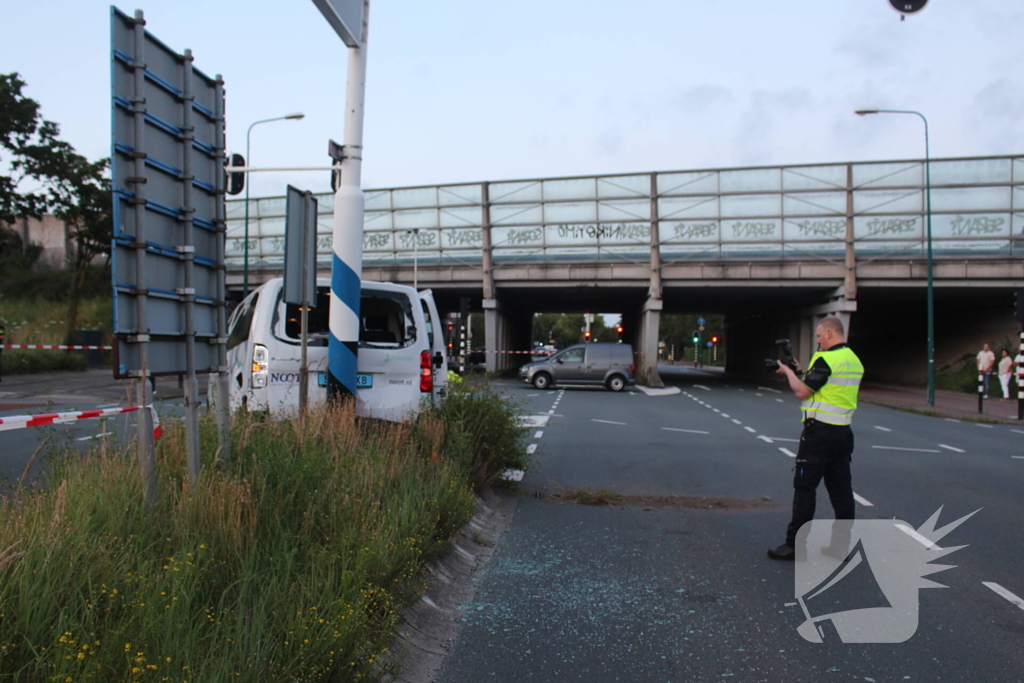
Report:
853,492,874,507
721,413,731,418
874,426,892,433
693,384,711,391
744,426,757,433
534,431,543,439
662,427,710,435
938,444,966,453
758,386,783,394
945,418,961,423
975,424,995,429
1011,456,1024,460
526,444,538,454
779,447,797,458
591,419,626,425
518,415,550,428
551,413,564,417
76,435,104,442
755,393,763,397
765,437,799,443
731,419,742,425
872,446,941,453
757,435,774,444
1012,429,1024,435
982,583,1024,612
527,393,540,397
896,523,941,550
775,399,785,403
713,408,721,413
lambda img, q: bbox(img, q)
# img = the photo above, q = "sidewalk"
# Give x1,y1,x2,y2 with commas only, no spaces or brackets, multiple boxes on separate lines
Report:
859,383,1023,424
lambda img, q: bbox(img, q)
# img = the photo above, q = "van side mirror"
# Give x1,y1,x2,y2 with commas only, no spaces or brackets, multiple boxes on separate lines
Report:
433,351,443,368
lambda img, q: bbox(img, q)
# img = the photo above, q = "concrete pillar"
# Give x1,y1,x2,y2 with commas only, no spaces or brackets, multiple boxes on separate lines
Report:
640,298,664,387
484,298,503,373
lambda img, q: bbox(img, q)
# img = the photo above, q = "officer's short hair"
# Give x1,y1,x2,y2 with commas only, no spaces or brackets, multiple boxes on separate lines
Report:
818,317,845,337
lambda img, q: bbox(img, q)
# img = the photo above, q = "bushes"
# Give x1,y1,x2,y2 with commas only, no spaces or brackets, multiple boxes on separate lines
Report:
0,388,527,682
0,295,112,375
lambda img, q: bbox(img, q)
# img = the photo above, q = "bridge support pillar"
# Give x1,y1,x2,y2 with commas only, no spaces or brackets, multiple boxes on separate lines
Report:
483,298,506,374
640,298,664,388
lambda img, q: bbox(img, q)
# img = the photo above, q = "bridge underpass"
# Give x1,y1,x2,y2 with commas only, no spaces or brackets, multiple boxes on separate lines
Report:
226,154,1024,385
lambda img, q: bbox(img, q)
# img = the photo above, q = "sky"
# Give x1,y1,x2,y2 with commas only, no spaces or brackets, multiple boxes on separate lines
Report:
3,0,1023,199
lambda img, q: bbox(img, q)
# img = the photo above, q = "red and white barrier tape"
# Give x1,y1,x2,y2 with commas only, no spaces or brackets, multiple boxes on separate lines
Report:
1,344,112,350
477,350,554,355
0,405,162,439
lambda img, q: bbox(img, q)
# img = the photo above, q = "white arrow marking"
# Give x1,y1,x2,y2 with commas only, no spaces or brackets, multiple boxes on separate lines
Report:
982,583,1024,612
853,493,874,507
779,447,797,458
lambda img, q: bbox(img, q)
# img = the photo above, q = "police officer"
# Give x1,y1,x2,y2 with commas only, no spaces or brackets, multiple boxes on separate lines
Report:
768,316,864,561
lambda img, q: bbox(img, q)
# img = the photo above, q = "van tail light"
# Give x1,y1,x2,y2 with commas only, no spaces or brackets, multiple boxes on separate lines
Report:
252,344,269,388
420,350,433,392
631,364,636,374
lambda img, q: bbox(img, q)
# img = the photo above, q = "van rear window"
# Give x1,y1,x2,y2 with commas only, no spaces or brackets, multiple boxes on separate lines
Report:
277,286,414,349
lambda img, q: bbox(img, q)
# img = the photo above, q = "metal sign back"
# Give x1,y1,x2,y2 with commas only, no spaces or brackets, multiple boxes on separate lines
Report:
283,186,318,306
312,0,364,47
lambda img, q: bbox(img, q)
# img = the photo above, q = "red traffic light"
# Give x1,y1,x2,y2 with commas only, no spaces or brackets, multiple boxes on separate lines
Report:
584,330,592,339
711,335,719,344
616,325,623,334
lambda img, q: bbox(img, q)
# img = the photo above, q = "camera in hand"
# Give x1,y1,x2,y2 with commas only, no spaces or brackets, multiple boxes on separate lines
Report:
765,338,800,373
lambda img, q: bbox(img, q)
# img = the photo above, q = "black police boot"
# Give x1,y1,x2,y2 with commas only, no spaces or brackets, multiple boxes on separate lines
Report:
767,543,795,560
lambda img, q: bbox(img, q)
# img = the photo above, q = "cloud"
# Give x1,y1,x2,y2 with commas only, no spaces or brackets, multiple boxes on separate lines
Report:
669,84,734,116
595,126,624,157
734,88,816,165
969,78,1024,152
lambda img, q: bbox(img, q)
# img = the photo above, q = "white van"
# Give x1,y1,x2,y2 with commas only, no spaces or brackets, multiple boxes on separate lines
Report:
222,277,448,422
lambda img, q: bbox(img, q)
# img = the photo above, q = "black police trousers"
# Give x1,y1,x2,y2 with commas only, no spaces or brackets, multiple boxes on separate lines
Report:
785,419,855,548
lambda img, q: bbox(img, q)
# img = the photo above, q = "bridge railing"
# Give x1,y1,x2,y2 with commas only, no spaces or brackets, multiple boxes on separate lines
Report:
225,155,1023,271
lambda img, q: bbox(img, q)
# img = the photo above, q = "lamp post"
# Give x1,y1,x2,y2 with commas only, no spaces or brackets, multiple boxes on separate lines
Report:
243,112,305,297
406,228,419,289
855,108,935,405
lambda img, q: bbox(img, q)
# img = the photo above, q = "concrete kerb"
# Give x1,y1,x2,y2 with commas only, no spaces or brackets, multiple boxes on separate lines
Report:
379,487,518,683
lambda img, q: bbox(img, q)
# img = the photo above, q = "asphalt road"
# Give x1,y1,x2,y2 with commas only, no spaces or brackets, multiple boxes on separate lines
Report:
437,367,1024,682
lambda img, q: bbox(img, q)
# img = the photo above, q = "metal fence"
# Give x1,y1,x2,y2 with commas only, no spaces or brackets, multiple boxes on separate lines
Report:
226,155,1024,271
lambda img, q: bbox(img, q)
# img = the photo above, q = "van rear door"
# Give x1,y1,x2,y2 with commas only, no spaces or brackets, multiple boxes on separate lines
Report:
418,290,448,398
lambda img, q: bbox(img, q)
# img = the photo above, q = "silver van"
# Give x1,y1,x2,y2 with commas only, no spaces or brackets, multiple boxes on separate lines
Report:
519,342,636,391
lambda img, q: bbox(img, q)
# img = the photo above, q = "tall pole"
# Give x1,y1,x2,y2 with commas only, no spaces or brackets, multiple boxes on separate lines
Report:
243,113,305,297
327,1,369,400
855,108,935,405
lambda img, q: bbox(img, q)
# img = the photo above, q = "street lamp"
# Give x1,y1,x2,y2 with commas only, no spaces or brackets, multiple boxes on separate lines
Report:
855,108,935,405
406,228,420,289
243,112,305,297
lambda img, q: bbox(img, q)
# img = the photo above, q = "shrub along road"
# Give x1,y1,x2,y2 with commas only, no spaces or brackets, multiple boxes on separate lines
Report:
435,367,1024,682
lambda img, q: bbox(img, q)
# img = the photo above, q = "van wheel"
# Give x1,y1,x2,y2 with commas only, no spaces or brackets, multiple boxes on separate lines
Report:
606,375,626,392
533,373,552,390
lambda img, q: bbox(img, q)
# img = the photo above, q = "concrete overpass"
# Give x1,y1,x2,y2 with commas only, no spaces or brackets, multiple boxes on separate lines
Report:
227,154,1024,385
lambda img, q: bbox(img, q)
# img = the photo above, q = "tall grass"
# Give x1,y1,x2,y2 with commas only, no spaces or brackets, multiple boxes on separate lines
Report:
0,386,527,682
0,296,113,375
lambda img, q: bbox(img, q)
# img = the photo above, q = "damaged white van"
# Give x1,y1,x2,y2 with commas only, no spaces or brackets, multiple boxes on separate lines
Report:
222,277,448,422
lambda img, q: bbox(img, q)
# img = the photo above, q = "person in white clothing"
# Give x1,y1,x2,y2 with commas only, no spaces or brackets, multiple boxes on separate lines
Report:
977,343,996,398
998,349,1013,400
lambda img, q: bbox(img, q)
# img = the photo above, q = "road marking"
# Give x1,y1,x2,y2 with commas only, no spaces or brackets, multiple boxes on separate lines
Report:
982,583,1024,612
721,413,731,418
1011,456,1024,460
874,426,892,432
896,523,941,550
765,437,799,443
527,393,539,397
713,408,721,413
758,386,782,394
636,386,682,396
775,398,784,403
534,431,543,439
551,413,564,417
731,419,742,425
1012,430,1024,435
975,424,995,429
518,415,550,428
938,444,965,453
591,419,626,425
944,418,961,423
853,492,874,507
744,426,756,433
779,447,797,458
872,446,941,453
96,402,121,409
76,435,103,442
526,444,538,454
662,427,710,435
757,435,774,444
755,393,763,397
693,384,711,391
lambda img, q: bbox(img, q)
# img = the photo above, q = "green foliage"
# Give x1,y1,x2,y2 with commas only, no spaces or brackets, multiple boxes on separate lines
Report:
0,394,525,682
533,313,616,347
0,295,112,375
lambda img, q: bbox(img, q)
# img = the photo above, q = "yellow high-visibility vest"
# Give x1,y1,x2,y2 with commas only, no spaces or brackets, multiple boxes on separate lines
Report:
801,346,864,425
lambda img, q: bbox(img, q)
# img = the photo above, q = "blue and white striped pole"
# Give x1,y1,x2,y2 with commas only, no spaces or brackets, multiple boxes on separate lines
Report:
327,2,369,399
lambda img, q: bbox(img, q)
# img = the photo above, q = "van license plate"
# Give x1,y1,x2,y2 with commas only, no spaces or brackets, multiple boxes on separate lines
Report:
317,373,327,387
356,373,373,388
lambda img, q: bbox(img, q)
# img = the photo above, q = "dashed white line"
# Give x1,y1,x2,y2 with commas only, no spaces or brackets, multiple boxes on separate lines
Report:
1011,429,1024,435
944,418,961,423
938,444,965,453
744,427,757,433
758,386,783,394
872,446,941,453
896,523,941,550
874,426,892,433
775,398,784,403
731,419,742,425
693,385,711,391
757,436,774,444
975,424,995,429
713,409,721,413
853,493,874,507
527,393,540,397
591,419,626,425
779,447,797,458
526,444,538,454
1011,456,1024,460
766,437,799,443
662,427,710,435
982,583,1024,612
534,431,543,439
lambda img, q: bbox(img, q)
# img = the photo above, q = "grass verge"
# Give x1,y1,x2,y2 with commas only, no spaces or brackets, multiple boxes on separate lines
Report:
0,384,528,682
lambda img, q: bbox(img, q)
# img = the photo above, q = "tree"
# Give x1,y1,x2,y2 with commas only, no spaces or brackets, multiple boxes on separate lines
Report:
0,73,111,339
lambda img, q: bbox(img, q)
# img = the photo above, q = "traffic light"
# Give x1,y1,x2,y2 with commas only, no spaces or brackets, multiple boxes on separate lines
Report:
711,335,719,345
616,324,624,343
225,153,245,195
692,333,699,344
584,330,592,341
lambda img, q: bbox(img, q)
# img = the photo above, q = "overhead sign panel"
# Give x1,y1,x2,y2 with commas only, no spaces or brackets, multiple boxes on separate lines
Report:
110,6,227,377
312,0,364,47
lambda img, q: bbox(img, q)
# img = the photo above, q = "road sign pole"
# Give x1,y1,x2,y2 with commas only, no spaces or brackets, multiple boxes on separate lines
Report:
327,2,369,401
181,48,201,485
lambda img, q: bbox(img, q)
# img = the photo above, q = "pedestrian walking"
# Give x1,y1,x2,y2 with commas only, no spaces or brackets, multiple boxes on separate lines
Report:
768,317,864,561
977,343,996,398
998,349,1013,401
